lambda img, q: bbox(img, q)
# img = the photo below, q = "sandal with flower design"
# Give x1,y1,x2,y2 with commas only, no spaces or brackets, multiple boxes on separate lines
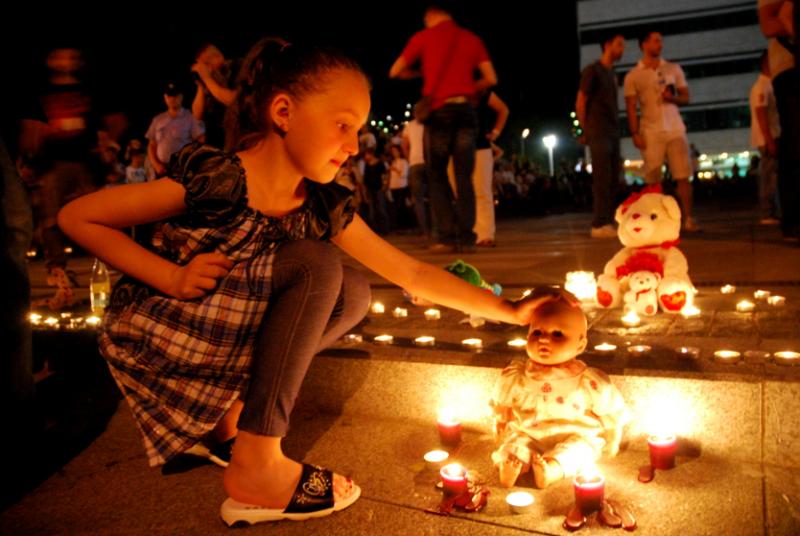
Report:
219,463,360,526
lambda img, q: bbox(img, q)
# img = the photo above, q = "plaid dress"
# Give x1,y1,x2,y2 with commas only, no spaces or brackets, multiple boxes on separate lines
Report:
99,143,356,466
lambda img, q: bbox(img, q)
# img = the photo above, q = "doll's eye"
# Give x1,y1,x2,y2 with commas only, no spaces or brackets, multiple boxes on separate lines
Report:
532,329,542,337
650,213,658,220
553,330,563,338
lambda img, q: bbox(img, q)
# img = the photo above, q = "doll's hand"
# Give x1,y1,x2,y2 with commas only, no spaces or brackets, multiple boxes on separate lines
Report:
493,420,508,443
167,252,234,300
511,287,580,325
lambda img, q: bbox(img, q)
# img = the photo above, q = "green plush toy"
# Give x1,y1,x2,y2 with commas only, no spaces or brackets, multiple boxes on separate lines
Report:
444,260,502,296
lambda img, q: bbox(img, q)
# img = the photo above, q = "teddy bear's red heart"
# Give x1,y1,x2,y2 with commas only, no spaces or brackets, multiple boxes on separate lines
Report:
660,291,686,311
597,288,613,307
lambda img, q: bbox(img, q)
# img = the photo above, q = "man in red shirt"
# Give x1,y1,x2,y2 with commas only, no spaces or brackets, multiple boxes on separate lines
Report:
390,2,497,252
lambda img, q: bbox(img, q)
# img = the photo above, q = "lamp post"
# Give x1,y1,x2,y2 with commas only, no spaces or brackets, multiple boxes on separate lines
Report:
542,134,557,176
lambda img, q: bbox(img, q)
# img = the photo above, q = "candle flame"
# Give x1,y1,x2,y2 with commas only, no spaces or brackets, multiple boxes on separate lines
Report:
564,271,597,302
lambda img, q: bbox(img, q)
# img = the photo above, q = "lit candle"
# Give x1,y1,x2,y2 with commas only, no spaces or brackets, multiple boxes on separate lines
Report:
648,434,678,470
621,310,640,327
85,316,102,327
414,336,435,347
63,247,73,255
373,334,394,345
29,313,42,325
60,312,72,319
594,343,617,353
461,338,483,350
370,302,385,314
768,295,786,307
507,338,527,349
26,249,37,258
627,345,651,356
392,307,408,318
573,467,605,515
44,317,59,327
505,491,535,514
437,408,462,446
754,290,771,300
343,333,363,344
744,350,770,361
713,350,741,364
720,284,736,294
564,271,597,302
773,351,800,366
439,463,468,496
681,304,701,318
736,300,755,313
675,346,700,359
424,308,441,320
522,289,533,298
423,450,449,470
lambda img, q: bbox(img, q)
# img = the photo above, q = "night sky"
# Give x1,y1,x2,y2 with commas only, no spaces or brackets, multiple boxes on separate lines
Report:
4,2,579,157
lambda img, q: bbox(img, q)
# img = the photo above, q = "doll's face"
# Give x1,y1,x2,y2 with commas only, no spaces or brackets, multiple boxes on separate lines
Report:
527,299,588,365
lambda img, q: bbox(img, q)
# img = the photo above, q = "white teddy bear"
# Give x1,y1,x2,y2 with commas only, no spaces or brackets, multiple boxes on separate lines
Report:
623,271,661,316
596,186,693,314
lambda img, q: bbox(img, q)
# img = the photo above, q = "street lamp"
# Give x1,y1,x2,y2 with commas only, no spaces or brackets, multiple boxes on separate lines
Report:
542,134,557,176
521,128,530,159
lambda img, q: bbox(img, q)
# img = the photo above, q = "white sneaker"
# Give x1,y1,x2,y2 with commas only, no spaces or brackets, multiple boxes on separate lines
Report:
590,224,617,238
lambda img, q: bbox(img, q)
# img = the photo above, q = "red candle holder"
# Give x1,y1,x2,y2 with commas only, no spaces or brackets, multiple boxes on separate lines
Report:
437,415,462,447
440,463,468,496
648,435,677,470
573,472,605,515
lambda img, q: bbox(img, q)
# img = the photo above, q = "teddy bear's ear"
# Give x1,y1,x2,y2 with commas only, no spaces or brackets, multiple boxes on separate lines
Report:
614,205,626,224
661,195,682,221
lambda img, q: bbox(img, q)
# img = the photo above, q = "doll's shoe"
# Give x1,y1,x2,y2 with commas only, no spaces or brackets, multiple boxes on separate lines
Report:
531,455,563,489
220,463,360,526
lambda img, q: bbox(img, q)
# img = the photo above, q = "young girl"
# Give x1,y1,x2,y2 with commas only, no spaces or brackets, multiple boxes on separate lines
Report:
58,37,557,526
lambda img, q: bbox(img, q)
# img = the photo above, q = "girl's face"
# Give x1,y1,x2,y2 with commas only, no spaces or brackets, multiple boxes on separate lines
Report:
283,69,370,183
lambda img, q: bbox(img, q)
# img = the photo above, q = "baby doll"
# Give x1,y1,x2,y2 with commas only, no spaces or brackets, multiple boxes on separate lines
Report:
490,294,630,488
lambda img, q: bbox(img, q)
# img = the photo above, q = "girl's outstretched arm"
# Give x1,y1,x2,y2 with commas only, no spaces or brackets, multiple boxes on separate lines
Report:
58,179,232,299
333,214,555,325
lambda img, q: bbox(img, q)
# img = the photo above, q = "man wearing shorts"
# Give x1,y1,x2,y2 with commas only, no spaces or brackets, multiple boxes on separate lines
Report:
624,31,699,231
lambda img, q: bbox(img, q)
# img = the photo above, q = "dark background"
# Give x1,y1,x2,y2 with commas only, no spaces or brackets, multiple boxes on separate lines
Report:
2,2,581,158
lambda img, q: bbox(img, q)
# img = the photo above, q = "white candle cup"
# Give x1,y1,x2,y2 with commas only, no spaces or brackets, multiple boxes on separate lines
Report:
627,345,651,356
392,307,408,318
736,300,755,313
621,310,641,327
44,317,59,327
594,343,617,353
29,313,42,325
462,338,483,350
424,308,442,320
768,296,786,307
85,316,102,327
373,334,394,345
505,491,535,514
720,285,736,294
773,351,800,366
423,450,449,470
521,289,533,298
681,304,701,318
507,338,527,349
713,350,742,364
370,302,385,314
676,346,700,359
754,290,771,300
414,336,436,347
343,333,363,344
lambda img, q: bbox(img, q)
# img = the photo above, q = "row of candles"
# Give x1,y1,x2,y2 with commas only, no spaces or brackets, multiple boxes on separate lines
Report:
591,342,800,365
428,408,677,515
28,312,102,330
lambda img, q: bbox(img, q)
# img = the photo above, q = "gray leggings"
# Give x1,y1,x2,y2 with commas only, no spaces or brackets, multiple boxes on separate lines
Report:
238,239,371,437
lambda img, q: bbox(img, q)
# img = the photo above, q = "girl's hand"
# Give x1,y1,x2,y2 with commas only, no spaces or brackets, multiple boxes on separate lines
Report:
166,252,234,299
510,287,580,325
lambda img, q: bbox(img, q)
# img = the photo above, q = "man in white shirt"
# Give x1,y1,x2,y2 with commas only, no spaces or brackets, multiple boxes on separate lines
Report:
750,52,781,224
624,31,699,231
